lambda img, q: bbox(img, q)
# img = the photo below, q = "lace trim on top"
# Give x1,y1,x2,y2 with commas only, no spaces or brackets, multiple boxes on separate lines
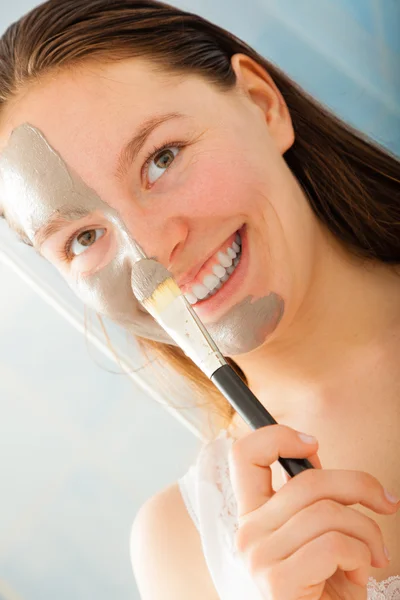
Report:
366,576,400,599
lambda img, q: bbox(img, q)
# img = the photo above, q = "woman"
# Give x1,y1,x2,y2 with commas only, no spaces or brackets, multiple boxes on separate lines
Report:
0,1,398,598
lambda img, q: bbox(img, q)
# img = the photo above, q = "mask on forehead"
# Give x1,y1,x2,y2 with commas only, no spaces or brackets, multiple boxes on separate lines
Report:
0,123,175,346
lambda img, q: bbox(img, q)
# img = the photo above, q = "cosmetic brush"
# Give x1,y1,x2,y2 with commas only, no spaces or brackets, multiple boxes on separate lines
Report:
131,257,314,478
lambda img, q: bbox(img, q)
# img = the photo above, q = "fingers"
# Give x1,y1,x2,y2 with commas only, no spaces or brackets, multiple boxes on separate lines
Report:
229,424,398,600
307,451,323,470
281,451,322,484
254,467,398,532
228,424,319,518
243,499,389,570
259,532,373,599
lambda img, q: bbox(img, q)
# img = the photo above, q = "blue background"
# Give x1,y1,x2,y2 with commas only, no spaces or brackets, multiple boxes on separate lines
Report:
0,1,398,599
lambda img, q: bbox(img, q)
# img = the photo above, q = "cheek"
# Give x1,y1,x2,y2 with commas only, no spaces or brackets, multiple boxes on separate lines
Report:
178,152,257,219
70,260,137,321
64,260,176,345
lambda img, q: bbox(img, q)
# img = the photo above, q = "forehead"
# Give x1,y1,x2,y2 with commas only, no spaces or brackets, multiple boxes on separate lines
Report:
0,58,229,232
0,123,120,242
1,59,223,182
0,58,236,229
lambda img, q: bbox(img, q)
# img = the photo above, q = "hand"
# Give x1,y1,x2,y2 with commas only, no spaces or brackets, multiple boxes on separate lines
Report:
228,424,398,599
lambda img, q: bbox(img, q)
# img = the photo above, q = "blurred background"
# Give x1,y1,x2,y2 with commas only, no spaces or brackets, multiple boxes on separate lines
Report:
0,0,399,598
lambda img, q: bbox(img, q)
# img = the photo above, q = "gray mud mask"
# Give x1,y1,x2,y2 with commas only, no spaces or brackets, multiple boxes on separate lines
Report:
0,124,284,356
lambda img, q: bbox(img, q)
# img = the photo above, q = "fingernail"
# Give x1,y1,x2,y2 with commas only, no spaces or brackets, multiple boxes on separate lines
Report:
384,545,391,561
384,488,400,504
298,432,317,444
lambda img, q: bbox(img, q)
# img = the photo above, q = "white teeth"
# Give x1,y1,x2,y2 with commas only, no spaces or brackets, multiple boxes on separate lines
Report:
232,241,240,253
185,292,198,305
203,274,220,290
184,232,243,303
217,251,232,268
192,283,209,299
212,264,226,278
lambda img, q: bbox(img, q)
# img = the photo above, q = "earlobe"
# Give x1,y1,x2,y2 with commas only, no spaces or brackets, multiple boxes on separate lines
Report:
230,53,295,154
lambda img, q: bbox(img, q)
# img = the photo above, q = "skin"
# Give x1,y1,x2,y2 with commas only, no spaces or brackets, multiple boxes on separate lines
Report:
0,120,283,355
0,122,174,345
0,53,399,577
0,57,298,358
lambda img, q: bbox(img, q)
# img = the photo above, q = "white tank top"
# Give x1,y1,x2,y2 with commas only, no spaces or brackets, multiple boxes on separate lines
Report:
178,428,400,599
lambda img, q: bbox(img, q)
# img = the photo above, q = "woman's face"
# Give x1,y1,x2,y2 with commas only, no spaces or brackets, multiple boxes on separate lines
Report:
0,54,318,356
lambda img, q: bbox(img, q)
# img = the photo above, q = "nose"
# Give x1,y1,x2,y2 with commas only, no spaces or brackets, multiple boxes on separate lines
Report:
123,213,189,271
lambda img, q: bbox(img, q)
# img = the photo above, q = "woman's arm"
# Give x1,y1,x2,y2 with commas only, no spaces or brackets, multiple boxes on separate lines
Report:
130,483,220,600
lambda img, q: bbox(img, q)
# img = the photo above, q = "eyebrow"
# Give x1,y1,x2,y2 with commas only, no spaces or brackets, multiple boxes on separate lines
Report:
115,111,186,179
34,205,92,250
13,112,186,249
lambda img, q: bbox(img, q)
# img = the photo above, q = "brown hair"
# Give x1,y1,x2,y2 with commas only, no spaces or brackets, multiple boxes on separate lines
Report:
0,0,399,438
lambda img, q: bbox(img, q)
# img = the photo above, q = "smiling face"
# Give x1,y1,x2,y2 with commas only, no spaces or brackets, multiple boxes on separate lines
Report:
0,55,319,356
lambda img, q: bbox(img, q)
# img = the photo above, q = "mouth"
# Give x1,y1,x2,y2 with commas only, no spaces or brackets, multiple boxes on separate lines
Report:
179,224,247,315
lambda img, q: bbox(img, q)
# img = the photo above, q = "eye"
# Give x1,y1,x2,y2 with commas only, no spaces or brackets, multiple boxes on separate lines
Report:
69,228,106,257
145,145,181,185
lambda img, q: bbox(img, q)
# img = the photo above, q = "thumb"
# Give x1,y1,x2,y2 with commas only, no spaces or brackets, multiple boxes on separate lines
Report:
281,451,322,483
308,451,323,469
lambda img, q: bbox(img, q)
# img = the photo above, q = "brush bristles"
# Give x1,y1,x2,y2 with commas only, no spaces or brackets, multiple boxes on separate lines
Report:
142,277,183,314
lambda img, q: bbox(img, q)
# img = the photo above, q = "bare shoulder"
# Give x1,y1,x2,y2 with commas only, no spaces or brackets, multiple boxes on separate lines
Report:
130,482,220,600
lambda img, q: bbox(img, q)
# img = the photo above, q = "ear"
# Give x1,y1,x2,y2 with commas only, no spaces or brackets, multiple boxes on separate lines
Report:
230,53,295,155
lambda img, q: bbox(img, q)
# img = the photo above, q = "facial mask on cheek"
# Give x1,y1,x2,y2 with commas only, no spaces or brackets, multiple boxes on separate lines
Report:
0,123,175,346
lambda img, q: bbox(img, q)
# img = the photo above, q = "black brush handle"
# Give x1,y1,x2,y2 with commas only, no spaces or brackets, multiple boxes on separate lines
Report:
211,364,314,478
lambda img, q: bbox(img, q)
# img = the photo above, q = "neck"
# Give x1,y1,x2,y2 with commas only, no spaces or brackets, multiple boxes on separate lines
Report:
233,236,400,426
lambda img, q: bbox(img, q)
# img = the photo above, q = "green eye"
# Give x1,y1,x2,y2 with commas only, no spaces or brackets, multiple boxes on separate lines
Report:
155,149,175,169
147,146,180,184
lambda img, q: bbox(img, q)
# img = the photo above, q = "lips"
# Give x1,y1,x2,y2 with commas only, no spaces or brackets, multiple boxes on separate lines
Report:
191,223,248,320
175,230,241,290
183,235,242,303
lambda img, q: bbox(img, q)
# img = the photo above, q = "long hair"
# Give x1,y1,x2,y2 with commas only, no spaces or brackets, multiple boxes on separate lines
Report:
0,0,399,436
